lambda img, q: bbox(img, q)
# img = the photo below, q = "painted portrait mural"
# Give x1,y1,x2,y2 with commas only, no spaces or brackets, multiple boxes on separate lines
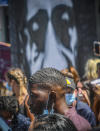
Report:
19,0,77,75
9,0,96,77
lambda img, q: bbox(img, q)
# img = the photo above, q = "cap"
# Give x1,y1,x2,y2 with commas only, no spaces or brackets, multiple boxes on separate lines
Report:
65,77,76,90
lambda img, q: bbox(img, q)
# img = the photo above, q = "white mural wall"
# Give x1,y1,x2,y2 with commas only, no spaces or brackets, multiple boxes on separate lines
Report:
19,0,78,75
9,0,97,77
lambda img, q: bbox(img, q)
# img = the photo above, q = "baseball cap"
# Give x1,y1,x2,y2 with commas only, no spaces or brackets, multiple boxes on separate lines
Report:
65,77,76,90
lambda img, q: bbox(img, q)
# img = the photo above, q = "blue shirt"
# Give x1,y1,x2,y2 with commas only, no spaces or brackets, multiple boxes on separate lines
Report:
0,117,12,131
11,113,30,131
76,100,96,127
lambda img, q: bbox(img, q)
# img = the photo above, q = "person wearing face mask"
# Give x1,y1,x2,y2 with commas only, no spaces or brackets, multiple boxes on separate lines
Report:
5,68,34,121
0,81,13,96
61,68,96,127
63,75,96,127
61,68,77,107
28,67,91,131
65,77,77,107
5,81,13,96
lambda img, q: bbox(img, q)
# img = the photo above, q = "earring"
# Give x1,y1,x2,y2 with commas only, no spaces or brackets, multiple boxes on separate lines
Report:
50,103,54,114
43,93,50,115
43,109,49,115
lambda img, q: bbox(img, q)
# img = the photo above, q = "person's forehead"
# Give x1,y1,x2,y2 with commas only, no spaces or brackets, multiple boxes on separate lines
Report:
29,88,49,98
29,84,50,92
65,87,74,93
27,0,73,21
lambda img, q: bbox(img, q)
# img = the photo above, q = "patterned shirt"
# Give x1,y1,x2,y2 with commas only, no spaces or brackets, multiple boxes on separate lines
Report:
10,113,30,131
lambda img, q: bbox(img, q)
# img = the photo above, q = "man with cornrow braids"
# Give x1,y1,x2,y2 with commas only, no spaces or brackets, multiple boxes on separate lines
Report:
28,68,91,131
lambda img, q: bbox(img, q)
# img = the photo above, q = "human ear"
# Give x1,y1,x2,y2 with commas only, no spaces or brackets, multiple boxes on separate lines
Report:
47,91,56,111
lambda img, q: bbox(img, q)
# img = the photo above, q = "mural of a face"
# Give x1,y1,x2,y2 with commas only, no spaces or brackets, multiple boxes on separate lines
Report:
19,0,77,75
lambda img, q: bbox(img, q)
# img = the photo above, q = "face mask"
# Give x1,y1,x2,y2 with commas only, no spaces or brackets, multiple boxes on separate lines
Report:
65,93,76,106
43,94,54,115
43,107,54,115
6,82,12,91
43,109,49,115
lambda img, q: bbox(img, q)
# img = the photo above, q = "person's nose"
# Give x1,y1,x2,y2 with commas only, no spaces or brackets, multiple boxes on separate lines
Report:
43,20,67,69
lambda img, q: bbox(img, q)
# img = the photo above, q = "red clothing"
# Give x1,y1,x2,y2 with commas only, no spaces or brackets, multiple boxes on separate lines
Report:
65,107,91,131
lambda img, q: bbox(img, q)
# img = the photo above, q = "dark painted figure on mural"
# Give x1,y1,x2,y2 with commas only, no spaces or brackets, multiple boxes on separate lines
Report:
14,0,77,75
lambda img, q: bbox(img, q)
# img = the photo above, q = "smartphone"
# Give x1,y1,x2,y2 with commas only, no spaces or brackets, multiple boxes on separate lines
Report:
93,41,100,56
90,79,100,86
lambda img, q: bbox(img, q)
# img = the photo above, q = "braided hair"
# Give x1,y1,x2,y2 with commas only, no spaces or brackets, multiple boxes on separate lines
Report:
6,68,28,104
0,96,19,114
6,68,27,87
33,113,77,131
28,68,67,90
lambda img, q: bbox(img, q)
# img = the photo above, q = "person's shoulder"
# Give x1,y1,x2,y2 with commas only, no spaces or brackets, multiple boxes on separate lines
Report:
17,113,30,125
77,100,91,111
13,113,30,131
65,107,92,130
0,117,12,131
65,107,76,117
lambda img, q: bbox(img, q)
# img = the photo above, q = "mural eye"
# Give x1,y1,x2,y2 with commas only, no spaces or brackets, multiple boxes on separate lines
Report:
61,12,69,21
51,5,72,49
32,22,39,31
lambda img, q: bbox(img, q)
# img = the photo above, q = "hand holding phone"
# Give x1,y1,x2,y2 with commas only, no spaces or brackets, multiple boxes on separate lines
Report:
93,41,100,56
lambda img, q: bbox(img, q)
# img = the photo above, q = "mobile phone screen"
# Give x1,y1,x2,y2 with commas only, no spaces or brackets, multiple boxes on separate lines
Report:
94,41,100,56
95,43,99,54
90,79,100,86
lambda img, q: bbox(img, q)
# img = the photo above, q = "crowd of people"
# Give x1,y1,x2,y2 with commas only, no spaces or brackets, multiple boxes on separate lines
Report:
0,58,100,131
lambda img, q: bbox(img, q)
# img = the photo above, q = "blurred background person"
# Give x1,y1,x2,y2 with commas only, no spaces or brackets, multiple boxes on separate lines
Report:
29,113,77,131
61,67,96,127
0,96,30,131
5,68,34,121
0,81,13,96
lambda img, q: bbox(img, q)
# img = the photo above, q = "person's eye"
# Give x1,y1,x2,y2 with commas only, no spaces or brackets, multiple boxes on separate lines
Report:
30,93,38,98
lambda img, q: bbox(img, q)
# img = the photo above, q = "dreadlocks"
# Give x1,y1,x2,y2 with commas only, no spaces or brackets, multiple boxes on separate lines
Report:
0,96,19,114
33,113,77,131
28,68,67,90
